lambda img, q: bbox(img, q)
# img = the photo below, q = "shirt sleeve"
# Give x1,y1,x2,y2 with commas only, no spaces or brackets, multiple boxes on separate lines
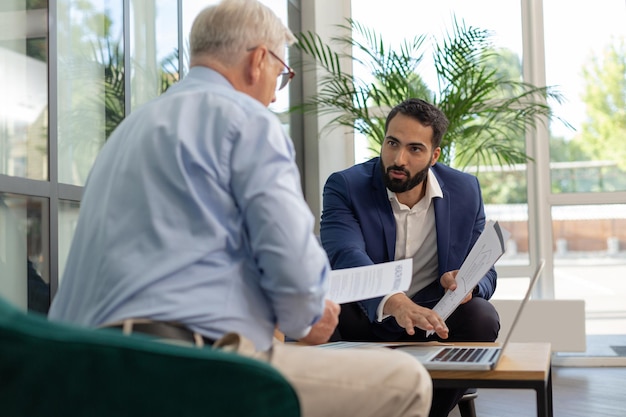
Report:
228,111,328,340
376,290,404,322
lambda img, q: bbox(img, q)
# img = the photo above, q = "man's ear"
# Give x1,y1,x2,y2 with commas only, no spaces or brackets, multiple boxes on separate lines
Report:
431,147,441,165
245,46,266,86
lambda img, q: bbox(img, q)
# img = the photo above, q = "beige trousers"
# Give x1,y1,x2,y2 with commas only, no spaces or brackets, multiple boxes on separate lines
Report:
215,334,432,417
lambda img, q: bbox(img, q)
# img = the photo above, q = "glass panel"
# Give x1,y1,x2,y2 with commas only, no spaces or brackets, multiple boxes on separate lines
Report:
545,0,626,193
0,2,49,180
552,204,626,335
0,193,49,315
58,200,80,284
57,0,123,186
130,0,179,110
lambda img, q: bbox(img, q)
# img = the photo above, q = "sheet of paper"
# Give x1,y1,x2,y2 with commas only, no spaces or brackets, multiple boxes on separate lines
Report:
327,259,412,304
427,220,510,336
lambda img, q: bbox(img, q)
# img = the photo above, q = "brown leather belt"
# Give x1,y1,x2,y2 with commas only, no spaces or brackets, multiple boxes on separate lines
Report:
102,320,215,347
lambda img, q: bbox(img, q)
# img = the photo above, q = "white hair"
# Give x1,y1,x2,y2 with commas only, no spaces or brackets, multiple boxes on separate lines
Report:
189,0,296,65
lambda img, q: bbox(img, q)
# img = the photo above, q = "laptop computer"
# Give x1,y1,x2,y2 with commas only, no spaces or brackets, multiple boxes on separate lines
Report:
391,259,546,370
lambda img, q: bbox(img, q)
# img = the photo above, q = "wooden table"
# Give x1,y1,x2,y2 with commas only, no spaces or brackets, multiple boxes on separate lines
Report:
427,342,553,417
302,340,553,416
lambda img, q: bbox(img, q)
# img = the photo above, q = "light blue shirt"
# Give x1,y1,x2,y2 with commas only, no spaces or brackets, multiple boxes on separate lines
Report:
49,67,329,350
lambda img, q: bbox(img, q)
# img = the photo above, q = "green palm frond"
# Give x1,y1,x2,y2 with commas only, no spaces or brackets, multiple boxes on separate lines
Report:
293,16,567,169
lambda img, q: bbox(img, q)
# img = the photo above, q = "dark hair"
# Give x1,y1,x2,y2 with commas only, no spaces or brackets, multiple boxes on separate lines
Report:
384,98,449,148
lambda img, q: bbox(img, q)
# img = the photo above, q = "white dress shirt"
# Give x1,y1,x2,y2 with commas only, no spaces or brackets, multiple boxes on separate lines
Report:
376,169,442,321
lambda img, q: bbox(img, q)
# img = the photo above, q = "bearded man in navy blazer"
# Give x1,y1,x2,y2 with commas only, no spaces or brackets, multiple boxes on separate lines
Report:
320,98,500,417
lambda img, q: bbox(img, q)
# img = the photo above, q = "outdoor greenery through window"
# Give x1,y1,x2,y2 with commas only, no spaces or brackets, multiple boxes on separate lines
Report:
545,1,626,194
57,0,124,186
57,0,181,186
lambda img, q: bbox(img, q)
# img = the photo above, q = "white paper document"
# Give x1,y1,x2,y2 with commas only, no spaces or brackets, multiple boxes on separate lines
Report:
426,220,510,336
327,259,412,304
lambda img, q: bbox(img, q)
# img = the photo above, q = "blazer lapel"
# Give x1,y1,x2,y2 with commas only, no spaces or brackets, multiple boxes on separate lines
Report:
432,167,451,275
371,159,396,262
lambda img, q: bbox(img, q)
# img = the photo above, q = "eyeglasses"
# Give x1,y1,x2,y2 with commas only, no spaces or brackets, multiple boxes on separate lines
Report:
247,47,295,90
267,50,295,90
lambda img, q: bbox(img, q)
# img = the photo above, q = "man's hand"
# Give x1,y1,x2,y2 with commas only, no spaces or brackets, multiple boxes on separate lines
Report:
298,300,340,345
384,293,449,339
440,270,473,304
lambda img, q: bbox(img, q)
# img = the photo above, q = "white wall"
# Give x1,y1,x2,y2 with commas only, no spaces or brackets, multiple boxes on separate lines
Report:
300,0,354,231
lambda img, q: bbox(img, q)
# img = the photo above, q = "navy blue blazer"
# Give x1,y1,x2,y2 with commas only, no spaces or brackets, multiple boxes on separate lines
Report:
320,157,497,323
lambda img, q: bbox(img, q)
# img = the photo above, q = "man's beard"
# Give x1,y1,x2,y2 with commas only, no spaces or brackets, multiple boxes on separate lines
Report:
381,162,430,193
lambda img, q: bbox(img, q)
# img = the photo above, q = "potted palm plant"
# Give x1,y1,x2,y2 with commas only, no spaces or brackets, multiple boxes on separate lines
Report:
293,17,567,170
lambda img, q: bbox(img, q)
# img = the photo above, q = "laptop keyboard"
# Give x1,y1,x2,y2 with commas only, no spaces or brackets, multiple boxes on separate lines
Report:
432,347,490,363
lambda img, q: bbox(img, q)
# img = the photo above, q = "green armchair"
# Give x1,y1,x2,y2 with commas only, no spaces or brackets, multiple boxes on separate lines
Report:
0,296,300,417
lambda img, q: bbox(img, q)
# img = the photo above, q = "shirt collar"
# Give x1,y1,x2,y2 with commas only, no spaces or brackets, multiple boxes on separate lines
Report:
187,66,233,89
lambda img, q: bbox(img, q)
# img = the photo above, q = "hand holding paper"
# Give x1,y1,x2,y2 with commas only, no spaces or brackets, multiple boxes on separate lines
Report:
326,259,412,304
426,220,510,336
